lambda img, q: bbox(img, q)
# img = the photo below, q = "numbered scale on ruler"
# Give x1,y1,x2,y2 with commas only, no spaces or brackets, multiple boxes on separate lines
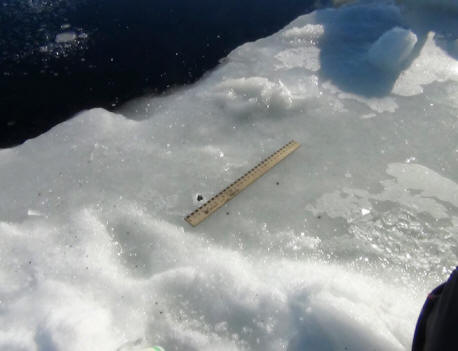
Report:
185,140,300,226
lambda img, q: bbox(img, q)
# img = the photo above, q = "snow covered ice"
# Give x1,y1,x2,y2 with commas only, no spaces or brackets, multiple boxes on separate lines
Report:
1,1,457,350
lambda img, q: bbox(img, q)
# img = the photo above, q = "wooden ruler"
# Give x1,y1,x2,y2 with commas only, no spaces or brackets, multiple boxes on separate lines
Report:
185,140,300,226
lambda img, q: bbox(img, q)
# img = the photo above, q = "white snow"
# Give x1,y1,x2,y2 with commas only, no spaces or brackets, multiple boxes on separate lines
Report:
1,1,458,351
282,24,325,41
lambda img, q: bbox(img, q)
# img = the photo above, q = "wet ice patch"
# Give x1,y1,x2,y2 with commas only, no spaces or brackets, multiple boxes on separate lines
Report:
308,163,458,222
386,163,458,208
306,163,458,276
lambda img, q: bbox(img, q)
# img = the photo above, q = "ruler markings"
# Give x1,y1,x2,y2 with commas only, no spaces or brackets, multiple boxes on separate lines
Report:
185,140,300,226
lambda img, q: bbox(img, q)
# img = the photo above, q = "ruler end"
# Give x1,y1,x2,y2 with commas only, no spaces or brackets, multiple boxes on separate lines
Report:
185,215,198,227
289,140,300,149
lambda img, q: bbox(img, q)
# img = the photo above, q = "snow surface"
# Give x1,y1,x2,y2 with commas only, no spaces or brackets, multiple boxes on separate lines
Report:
1,1,458,351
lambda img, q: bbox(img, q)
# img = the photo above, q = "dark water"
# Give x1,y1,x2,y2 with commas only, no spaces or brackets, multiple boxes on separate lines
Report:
0,0,324,148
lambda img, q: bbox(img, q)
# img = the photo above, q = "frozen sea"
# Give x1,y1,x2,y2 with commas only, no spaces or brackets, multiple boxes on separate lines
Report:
1,0,458,350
